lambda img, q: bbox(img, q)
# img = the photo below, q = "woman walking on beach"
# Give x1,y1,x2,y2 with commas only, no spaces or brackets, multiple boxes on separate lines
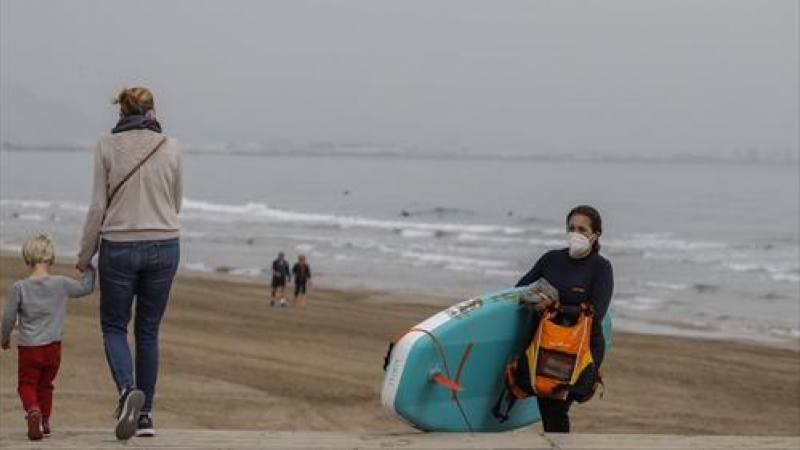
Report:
515,205,613,433
292,254,312,308
77,87,182,440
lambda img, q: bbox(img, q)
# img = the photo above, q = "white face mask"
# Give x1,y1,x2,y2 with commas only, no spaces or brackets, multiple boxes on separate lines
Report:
567,232,592,258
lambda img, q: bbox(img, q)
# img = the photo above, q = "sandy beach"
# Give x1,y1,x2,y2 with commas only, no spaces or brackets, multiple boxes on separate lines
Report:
0,254,798,436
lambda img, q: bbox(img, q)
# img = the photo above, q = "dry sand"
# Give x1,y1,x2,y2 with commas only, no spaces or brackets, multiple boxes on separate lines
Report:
1,255,798,435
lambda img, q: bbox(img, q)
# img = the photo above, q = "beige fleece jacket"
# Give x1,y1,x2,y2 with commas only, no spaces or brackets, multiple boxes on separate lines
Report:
78,130,182,267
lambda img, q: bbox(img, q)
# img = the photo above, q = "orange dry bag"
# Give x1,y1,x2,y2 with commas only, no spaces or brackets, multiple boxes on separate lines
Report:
527,304,594,400
493,303,601,423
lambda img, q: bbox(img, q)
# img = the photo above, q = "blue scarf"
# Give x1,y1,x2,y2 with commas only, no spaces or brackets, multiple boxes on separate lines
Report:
112,114,162,134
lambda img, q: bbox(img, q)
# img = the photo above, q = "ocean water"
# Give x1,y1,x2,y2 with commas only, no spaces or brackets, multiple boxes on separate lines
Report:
1,149,798,346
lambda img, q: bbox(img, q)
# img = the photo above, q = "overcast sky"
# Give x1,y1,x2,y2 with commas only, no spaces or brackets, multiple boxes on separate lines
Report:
1,0,797,155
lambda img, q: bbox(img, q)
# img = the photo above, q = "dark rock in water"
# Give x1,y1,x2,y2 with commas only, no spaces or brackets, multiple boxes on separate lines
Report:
434,230,449,239
692,283,719,294
10,212,20,219
400,210,410,217
246,238,255,245
507,210,514,216
343,190,350,196
215,266,232,274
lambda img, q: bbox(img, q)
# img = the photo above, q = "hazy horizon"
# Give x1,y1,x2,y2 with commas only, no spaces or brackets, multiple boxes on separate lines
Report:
1,0,797,157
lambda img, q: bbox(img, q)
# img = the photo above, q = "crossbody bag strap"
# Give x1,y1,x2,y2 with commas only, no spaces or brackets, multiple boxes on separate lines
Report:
106,136,167,208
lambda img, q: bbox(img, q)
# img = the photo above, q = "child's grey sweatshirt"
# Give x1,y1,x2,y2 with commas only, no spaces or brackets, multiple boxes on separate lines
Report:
1,268,96,346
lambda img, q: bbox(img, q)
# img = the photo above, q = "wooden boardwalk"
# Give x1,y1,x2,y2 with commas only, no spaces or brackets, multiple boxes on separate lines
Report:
0,429,798,449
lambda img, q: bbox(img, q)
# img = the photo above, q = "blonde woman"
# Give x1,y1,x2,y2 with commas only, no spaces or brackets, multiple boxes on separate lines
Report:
77,87,182,440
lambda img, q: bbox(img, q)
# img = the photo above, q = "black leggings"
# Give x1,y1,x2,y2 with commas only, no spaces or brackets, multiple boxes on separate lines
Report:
294,280,307,297
538,397,572,433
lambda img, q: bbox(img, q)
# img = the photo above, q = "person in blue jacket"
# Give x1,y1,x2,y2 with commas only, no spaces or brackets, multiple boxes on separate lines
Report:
270,252,292,306
515,205,614,433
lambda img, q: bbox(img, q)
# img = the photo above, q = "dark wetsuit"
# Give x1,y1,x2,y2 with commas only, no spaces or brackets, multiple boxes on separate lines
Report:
516,248,614,433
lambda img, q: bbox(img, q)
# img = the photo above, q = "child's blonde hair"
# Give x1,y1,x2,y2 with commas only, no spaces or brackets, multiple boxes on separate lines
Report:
22,232,55,266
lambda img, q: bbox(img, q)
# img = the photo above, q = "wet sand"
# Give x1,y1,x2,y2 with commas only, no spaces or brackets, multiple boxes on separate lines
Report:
1,255,798,435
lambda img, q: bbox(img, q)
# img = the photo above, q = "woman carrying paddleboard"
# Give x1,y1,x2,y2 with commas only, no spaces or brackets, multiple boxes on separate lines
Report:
515,205,614,433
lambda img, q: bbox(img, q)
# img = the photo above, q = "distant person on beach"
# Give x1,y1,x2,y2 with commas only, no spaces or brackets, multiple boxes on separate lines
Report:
76,86,182,440
292,254,312,308
270,252,291,306
515,205,613,433
1,233,96,441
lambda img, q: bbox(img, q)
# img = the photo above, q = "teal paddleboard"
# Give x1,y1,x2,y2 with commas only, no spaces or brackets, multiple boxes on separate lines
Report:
381,287,612,432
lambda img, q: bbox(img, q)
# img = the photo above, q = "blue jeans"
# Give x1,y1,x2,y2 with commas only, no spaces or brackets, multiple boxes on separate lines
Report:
99,238,179,413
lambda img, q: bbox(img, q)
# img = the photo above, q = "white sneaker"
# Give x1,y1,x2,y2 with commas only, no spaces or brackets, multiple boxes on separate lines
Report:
279,298,287,307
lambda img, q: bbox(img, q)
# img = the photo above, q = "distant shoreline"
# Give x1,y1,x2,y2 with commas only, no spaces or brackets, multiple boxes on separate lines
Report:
1,143,796,165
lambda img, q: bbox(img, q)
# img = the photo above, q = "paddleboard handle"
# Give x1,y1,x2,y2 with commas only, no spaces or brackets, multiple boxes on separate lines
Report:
431,371,462,392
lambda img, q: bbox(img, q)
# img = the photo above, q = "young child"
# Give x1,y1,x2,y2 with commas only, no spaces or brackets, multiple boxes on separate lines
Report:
0,232,96,440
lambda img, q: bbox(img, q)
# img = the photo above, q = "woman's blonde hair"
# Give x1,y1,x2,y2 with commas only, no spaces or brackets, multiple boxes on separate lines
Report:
22,232,55,266
113,86,155,117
